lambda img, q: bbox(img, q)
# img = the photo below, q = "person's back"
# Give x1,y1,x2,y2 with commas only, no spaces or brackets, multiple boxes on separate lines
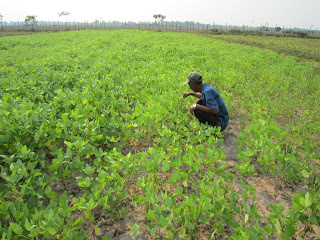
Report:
183,71,229,131
201,83,229,130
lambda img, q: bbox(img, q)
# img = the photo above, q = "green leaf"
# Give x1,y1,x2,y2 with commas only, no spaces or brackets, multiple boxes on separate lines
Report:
304,192,312,208
173,206,182,217
83,164,96,175
95,225,101,236
20,145,28,155
182,180,188,187
161,160,170,172
154,204,161,214
25,218,36,231
310,215,318,225
282,225,296,239
47,227,58,235
145,209,157,220
199,214,209,224
80,198,98,210
174,186,183,196
130,224,141,236
165,230,174,238
245,214,249,224
180,226,186,238
64,141,73,148
10,222,23,235
72,217,84,230
301,170,310,178
65,148,73,159
89,198,98,209
150,228,156,237
157,215,169,228
164,197,173,207
185,220,194,230
298,214,309,222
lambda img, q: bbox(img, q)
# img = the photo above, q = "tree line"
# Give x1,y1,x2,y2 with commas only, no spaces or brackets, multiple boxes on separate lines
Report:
0,12,166,24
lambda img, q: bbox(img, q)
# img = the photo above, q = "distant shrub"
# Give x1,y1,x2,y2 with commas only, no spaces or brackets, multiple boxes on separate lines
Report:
229,29,242,34
275,27,282,32
209,29,223,35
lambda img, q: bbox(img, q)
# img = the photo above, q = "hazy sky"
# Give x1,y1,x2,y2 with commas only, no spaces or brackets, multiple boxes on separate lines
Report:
1,0,320,30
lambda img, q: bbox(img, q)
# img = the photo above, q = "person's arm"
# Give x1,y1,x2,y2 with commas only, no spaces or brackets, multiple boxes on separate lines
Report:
183,92,202,99
189,104,219,115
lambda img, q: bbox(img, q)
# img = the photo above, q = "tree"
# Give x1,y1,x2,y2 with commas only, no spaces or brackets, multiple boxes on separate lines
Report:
25,15,37,30
275,27,282,32
153,14,166,22
58,11,71,22
0,13,3,29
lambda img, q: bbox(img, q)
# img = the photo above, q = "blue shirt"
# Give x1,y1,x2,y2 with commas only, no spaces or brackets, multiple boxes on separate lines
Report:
201,83,229,130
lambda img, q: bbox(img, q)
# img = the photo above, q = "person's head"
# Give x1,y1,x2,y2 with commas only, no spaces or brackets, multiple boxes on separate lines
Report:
184,71,203,92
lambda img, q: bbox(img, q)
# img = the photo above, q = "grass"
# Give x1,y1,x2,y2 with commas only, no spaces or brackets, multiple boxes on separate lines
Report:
199,32,320,62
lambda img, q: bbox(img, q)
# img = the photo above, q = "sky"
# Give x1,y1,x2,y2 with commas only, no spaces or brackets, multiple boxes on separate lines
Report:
1,0,320,30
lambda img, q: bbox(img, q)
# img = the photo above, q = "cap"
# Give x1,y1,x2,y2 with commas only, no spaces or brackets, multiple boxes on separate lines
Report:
184,71,202,85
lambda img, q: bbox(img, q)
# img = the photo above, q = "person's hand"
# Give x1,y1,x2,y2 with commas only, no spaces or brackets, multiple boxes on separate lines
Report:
183,92,192,98
189,104,196,114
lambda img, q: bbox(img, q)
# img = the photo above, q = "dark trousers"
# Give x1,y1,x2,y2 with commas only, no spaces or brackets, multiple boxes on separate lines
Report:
194,99,219,128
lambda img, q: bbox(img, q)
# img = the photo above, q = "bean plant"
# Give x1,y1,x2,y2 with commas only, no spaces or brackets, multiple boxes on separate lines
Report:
0,30,319,239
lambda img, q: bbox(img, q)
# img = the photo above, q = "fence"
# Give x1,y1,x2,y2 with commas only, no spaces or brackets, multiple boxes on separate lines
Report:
1,21,214,32
1,21,319,37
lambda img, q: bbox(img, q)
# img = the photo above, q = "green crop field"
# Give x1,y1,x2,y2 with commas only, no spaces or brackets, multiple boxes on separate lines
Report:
0,30,319,239
201,33,320,62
